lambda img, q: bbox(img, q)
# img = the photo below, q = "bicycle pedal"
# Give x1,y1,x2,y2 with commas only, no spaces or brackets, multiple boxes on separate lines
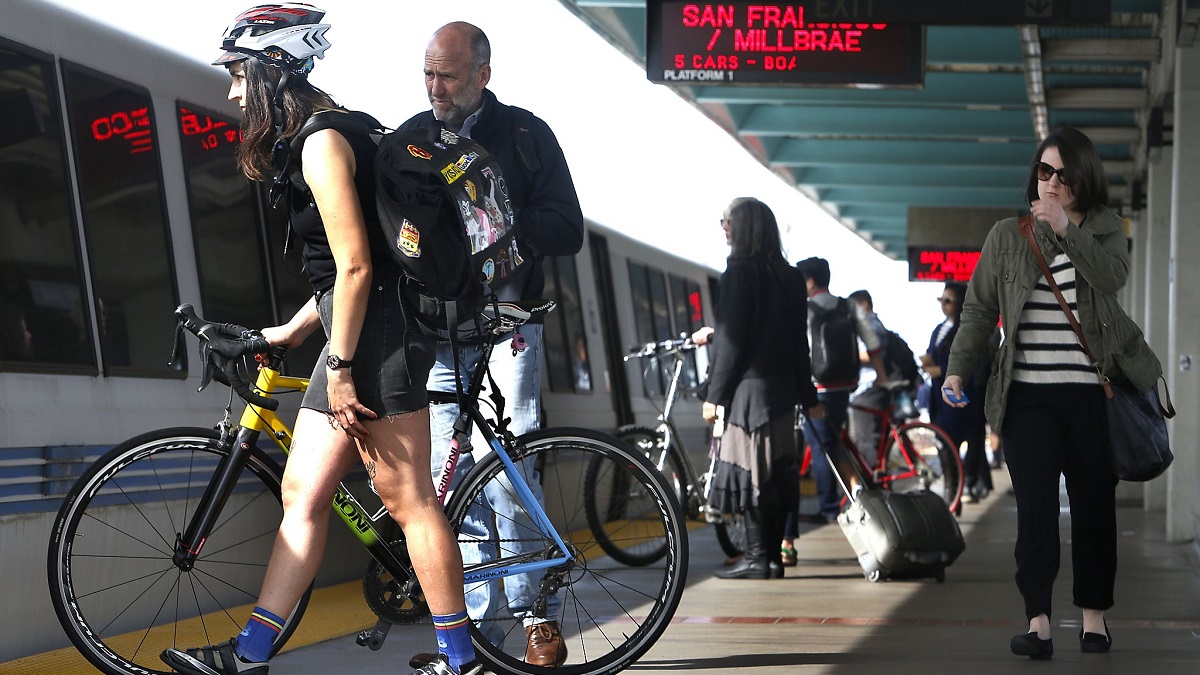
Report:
702,506,724,525
356,619,391,650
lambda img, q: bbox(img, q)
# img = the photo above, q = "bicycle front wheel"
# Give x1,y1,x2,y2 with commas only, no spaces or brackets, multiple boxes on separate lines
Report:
884,422,964,511
447,427,688,675
47,428,309,675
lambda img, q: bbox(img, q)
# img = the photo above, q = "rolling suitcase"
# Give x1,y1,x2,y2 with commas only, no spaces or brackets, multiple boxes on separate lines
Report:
811,428,965,582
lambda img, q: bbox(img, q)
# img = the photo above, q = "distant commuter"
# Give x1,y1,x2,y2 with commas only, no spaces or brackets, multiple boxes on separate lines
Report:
398,19,583,671
924,282,990,503
943,127,1163,659
701,197,822,579
162,6,479,675
794,257,888,525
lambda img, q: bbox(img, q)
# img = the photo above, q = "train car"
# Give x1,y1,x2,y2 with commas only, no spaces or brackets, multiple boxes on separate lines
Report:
0,0,719,662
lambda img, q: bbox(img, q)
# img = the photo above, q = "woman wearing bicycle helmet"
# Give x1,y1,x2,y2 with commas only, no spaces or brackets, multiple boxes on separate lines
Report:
161,6,478,675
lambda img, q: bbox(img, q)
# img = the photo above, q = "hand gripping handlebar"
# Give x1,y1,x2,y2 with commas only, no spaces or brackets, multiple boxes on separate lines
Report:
171,304,278,410
624,335,695,362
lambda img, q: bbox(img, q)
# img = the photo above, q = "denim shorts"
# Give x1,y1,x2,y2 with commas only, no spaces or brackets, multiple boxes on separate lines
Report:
301,277,435,416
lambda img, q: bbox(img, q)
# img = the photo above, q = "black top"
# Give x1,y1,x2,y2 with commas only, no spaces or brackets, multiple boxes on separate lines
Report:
705,259,819,431
286,120,396,294
398,89,584,303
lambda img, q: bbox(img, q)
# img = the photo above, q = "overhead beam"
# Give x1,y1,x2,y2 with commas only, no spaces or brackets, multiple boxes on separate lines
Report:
693,71,1030,108
1046,88,1148,109
1042,38,1161,62
772,139,1035,168
738,106,1033,140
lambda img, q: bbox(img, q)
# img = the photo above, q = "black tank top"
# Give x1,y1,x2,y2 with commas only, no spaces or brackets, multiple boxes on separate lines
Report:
286,121,397,294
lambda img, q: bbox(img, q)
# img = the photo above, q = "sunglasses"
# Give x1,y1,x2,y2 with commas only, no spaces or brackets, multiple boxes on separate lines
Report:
1034,161,1073,185
938,297,955,304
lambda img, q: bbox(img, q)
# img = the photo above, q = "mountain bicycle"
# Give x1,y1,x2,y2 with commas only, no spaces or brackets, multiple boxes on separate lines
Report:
47,301,688,675
584,336,744,566
809,382,964,513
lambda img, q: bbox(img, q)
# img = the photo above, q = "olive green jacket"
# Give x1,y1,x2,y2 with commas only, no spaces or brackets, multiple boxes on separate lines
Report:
946,206,1163,432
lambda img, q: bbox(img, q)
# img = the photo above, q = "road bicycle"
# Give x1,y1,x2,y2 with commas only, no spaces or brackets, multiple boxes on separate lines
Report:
47,301,688,675
811,382,964,513
585,337,744,566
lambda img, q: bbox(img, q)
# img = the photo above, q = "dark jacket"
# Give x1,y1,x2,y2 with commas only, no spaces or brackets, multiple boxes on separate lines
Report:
398,89,584,303
947,206,1162,430
705,260,819,431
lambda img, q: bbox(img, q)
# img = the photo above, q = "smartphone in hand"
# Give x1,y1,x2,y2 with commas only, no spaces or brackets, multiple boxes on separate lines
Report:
942,387,969,405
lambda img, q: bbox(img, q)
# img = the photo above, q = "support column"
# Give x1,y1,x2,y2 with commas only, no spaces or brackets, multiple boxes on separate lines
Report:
1168,44,1200,544
1143,147,1173,511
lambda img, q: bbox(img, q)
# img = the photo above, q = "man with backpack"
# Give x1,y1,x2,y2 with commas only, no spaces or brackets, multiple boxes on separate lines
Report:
399,21,583,670
847,290,920,464
795,258,888,524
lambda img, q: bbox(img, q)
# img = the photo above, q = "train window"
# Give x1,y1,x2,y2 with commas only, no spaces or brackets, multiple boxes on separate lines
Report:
543,255,592,393
177,102,273,333
627,261,677,397
62,62,178,376
669,274,703,390
0,42,94,371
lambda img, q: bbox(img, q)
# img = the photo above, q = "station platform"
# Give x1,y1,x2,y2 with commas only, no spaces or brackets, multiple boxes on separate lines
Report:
5,467,1200,675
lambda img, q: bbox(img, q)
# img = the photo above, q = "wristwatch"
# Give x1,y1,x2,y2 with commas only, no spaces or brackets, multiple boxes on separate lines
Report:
326,354,354,370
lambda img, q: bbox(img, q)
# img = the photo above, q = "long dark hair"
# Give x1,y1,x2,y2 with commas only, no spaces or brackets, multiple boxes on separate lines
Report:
235,58,338,181
1024,127,1109,212
726,197,789,271
944,282,967,322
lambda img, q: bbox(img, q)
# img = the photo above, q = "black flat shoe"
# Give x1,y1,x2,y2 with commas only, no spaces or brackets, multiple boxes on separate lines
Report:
1080,621,1112,653
1010,632,1054,660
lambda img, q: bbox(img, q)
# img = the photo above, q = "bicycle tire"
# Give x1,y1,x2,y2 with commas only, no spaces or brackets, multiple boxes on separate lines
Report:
47,428,311,675
884,421,964,511
580,426,686,566
615,425,690,511
446,427,688,675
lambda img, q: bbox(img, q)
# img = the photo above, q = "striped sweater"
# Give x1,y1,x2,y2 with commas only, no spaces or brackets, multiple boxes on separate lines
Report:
1011,253,1103,386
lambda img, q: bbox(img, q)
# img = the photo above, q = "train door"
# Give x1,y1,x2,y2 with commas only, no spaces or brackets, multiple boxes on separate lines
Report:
588,232,633,426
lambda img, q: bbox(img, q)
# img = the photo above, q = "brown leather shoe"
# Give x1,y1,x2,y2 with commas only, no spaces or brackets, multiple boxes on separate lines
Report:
525,621,567,667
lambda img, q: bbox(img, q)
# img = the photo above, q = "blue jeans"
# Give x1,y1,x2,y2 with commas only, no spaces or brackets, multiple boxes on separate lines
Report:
804,389,851,520
427,324,557,641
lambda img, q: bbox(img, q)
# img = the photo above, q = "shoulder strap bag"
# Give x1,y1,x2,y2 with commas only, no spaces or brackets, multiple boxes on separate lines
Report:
1019,215,1175,481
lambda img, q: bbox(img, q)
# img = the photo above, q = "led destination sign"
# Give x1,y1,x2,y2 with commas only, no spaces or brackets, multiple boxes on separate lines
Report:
646,2,924,86
908,247,981,282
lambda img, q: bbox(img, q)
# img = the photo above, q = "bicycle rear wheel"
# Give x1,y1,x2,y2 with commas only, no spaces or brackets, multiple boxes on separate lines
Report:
47,428,310,675
883,422,964,511
447,428,688,675
582,426,687,566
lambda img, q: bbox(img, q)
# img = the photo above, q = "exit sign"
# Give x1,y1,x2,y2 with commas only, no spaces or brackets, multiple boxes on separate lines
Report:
799,0,1110,25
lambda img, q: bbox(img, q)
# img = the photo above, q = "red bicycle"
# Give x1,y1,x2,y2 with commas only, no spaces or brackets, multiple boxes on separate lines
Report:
802,384,964,514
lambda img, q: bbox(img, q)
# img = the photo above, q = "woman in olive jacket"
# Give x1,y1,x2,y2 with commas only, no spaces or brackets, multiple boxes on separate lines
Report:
942,128,1161,660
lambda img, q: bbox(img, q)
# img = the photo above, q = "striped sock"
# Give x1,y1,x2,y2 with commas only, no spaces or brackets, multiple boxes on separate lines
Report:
234,606,285,663
432,609,476,673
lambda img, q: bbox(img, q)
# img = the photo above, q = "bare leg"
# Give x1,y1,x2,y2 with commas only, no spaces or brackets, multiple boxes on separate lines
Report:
1028,613,1051,639
359,408,466,615
256,408,361,618
1082,608,1107,636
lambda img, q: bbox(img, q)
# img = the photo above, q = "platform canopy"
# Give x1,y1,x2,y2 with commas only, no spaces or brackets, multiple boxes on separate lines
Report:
558,0,1184,258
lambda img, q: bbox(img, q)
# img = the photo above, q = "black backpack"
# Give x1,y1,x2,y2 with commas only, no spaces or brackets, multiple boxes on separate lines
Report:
883,329,921,389
809,297,860,385
287,110,528,338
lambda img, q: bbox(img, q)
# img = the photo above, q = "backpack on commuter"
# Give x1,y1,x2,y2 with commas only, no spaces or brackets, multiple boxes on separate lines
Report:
808,297,860,384
286,109,529,339
882,329,921,390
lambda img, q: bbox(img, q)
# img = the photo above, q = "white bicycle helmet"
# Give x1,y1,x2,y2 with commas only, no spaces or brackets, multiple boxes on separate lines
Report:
213,3,330,73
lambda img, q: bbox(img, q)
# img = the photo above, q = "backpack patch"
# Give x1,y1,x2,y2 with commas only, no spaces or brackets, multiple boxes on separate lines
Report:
809,297,860,385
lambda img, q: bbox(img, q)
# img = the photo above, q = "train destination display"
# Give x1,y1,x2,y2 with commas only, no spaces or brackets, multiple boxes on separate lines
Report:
646,2,924,86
